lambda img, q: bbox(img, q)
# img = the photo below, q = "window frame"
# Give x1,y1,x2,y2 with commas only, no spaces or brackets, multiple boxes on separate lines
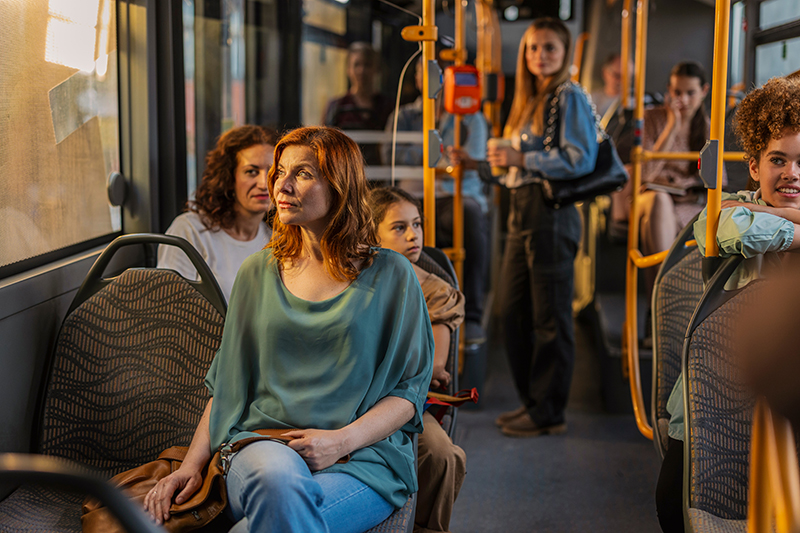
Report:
744,0,800,88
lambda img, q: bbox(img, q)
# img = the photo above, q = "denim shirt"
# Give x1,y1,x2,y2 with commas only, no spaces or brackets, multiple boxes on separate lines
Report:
382,97,489,213
694,190,795,259
504,82,598,189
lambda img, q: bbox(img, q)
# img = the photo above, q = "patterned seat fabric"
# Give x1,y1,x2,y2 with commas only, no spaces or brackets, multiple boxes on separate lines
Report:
687,509,747,533
686,281,763,521
366,494,416,533
0,269,225,532
654,248,703,424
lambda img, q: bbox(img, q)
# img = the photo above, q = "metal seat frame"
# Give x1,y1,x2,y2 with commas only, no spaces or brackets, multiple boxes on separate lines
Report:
651,215,704,458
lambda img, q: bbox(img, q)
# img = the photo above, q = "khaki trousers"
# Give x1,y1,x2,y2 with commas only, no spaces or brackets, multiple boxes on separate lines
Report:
414,412,467,533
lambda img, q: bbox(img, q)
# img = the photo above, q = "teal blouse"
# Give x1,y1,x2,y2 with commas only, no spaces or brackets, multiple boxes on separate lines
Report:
204,248,434,508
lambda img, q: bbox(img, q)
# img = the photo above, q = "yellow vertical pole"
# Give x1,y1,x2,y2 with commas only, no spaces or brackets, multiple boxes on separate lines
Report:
452,0,465,287
704,0,731,258
422,0,437,246
476,0,503,138
621,0,632,108
625,0,653,440
571,33,589,82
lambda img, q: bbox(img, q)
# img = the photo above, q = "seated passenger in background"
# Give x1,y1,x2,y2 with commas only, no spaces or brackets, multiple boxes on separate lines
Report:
324,42,394,166
639,62,716,261
384,57,490,344
370,186,467,533
655,75,800,533
145,127,433,533
158,125,278,302
590,53,625,119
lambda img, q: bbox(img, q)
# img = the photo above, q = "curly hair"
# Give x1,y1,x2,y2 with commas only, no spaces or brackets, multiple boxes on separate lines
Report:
734,76,800,161
268,127,377,282
368,186,423,236
190,125,279,231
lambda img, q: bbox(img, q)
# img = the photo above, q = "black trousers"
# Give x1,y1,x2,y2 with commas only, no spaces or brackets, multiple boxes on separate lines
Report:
498,184,581,426
656,437,685,533
435,196,490,324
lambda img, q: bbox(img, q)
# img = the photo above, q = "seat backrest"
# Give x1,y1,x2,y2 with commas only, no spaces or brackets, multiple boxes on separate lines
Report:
416,247,459,438
683,257,759,520
652,243,703,458
36,237,225,476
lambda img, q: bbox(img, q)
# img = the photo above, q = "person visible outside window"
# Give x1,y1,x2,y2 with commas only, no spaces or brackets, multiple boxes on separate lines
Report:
324,42,394,166
158,125,278,302
145,127,433,532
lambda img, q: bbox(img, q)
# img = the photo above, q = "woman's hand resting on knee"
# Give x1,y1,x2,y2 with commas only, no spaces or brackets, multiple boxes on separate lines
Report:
143,467,203,525
284,429,350,471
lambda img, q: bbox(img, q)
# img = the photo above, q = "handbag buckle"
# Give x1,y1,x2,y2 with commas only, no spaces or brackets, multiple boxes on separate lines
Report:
219,443,234,476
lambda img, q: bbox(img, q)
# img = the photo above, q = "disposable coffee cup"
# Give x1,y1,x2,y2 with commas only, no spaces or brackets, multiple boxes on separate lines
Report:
487,138,513,177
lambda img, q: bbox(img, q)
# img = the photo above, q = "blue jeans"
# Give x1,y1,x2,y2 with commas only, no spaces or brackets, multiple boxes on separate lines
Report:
226,440,394,533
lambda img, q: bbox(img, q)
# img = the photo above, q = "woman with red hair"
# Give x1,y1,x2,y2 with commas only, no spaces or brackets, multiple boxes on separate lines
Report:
146,127,433,533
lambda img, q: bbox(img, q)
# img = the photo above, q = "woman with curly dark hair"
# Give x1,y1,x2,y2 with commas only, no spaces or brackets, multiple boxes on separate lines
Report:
145,127,433,533
158,125,279,301
656,75,800,533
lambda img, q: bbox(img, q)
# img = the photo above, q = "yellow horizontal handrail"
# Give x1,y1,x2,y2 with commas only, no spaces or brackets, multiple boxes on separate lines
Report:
640,150,746,162
629,239,697,269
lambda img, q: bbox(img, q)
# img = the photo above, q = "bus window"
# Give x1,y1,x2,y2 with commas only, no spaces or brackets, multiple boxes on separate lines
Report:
759,0,800,30
756,36,800,86
0,0,121,272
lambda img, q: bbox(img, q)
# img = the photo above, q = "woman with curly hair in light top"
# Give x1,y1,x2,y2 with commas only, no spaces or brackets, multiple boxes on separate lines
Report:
158,125,279,302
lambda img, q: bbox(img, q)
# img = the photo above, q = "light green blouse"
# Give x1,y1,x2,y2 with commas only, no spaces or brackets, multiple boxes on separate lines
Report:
204,248,434,508
666,189,795,441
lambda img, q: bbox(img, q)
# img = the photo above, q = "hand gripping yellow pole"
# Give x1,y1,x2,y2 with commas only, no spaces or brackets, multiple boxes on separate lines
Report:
625,0,653,441
402,0,438,246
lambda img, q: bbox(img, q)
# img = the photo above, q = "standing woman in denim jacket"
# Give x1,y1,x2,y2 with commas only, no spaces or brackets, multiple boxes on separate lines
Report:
454,17,598,437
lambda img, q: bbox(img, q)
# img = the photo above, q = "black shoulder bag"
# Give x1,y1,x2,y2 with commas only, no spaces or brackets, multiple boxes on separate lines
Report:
538,82,629,209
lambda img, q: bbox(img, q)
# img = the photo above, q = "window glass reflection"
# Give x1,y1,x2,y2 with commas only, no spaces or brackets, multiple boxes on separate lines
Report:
0,0,120,269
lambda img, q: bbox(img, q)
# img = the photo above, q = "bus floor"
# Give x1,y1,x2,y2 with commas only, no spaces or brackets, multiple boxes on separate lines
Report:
449,314,662,532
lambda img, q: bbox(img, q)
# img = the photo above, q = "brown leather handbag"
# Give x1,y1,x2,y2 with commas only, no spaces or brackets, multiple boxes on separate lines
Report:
81,429,350,533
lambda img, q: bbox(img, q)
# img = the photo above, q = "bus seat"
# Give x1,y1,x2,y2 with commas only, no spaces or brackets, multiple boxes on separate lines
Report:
0,454,164,533
417,247,460,439
0,234,226,533
651,215,703,459
682,255,757,532
685,509,747,533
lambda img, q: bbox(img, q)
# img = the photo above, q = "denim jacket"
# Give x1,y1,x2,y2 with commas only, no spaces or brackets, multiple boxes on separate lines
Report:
504,81,598,189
